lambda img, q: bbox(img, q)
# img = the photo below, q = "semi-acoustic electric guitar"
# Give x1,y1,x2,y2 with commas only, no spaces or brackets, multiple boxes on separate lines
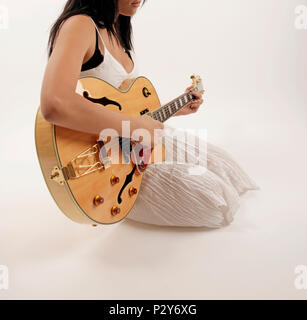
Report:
35,74,204,225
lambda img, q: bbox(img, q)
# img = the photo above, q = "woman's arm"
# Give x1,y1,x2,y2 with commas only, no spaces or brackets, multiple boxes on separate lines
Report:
40,15,161,139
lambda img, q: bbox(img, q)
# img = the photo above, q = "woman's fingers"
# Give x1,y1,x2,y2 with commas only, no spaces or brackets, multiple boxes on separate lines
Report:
190,90,202,100
191,97,204,105
185,85,194,92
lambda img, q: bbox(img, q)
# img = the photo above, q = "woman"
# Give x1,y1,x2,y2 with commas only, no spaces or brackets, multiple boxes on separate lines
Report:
41,0,259,228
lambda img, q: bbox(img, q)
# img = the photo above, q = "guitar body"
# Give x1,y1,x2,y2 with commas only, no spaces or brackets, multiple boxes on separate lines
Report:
35,76,165,225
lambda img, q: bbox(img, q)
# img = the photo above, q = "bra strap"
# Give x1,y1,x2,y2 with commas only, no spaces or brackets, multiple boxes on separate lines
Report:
94,29,99,50
88,16,106,47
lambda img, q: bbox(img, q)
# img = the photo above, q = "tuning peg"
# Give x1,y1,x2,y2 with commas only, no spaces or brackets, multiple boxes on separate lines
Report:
190,74,202,87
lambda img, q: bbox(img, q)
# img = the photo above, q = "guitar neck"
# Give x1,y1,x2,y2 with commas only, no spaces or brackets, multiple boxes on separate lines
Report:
151,91,195,123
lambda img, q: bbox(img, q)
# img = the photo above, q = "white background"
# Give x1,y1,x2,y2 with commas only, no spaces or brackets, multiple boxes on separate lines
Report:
0,0,307,299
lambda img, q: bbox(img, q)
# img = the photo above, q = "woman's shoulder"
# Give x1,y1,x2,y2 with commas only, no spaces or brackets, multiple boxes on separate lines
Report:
53,14,96,54
59,14,94,34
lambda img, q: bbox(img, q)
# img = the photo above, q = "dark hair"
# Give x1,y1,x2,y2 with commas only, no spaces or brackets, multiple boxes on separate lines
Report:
48,0,146,57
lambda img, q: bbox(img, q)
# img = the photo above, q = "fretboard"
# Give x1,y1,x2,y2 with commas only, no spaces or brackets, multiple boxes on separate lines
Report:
151,91,194,123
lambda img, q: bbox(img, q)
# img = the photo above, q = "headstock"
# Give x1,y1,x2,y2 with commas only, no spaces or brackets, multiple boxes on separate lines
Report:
190,74,204,95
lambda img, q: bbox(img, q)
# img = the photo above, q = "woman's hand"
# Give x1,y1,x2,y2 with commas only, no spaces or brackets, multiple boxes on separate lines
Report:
134,114,165,148
174,85,204,116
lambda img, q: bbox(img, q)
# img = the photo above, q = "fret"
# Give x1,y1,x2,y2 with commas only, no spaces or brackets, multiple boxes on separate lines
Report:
160,108,164,118
167,105,171,114
162,107,168,120
162,108,167,119
161,111,165,120
159,110,164,121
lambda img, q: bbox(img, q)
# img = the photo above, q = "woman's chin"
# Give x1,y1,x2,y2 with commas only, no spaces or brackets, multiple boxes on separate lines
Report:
119,8,138,17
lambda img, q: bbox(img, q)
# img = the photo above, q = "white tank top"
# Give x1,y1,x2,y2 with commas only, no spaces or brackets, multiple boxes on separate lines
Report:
79,17,139,89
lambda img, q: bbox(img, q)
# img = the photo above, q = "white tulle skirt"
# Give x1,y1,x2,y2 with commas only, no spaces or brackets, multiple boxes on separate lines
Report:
126,124,260,228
